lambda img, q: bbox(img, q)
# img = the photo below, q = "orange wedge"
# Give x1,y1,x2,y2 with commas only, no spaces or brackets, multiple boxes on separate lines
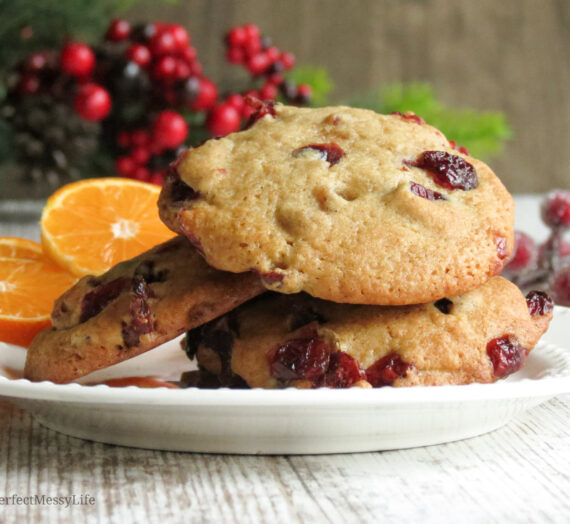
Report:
0,258,77,347
40,178,176,277
0,237,45,260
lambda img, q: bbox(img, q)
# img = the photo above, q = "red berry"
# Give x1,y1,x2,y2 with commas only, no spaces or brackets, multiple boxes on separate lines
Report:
116,156,136,177
189,77,218,111
117,131,131,148
74,83,111,121
149,172,165,186
61,42,95,77
243,24,261,41
505,231,538,273
206,103,241,136
153,111,188,149
366,353,412,387
174,59,191,79
153,56,177,81
293,143,345,166
227,26,247,47
226,47,245,64
226,94,245,111
265,46,280,62
410,182,446,201
190,62,203,76
297,84,311,97
486,335,526,378
133,166,151,182
550,266,570,306
105,19,131,41
542,190,570,229
526,290,554,316
248,52,270,75
169,24,190,50
183,47,197,63
149,30,177,56
131,129,150,147
267,72,284,85
405,151,478,191
127,44,151,67
259,82,278,100
25,52,48,72
19,75,40,94
243,39,262,58
280,52,295,69
131,147,150,165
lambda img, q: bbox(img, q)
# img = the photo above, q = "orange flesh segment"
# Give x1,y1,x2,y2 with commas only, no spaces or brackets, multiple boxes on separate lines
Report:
0,237,45,260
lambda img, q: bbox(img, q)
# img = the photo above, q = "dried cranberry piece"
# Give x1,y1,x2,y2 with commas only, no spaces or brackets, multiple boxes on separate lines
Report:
526,290,554,316
268,335,331,383
434,298,453,314
486,335,527,378
495,235,509,260
320,352,364,388
121,276,153,347
366,352,412,387
244,97,276,128
292,143,345,166
255,270,284,286
405,151,478,191
410,182,446,201
391,111,425,125
80,277,130,323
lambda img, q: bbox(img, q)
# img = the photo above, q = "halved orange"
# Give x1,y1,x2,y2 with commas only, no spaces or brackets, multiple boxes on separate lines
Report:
40,178,176,277
0,237,45,260
0,258,77,347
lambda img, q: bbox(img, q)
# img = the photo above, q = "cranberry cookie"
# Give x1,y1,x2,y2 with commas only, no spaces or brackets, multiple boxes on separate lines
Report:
24,236,265,383
159,103,514,305
183,277,552,389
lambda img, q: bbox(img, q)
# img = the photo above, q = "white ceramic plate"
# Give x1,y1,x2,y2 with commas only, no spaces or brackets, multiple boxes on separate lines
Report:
1,307,569,454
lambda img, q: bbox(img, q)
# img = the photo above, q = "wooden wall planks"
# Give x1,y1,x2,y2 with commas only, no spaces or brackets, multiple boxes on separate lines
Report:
124,0,570,193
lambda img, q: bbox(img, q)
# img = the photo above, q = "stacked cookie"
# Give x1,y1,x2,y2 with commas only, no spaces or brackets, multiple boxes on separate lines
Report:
25,103,554,389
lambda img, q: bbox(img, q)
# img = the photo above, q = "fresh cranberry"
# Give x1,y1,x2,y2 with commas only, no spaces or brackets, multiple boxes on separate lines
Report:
320,352,364,388
153,56,177,81
434,298,453,314
486,335,527,378
268,335,331,383
541,190,570,229
61,42,95,77
133,166,151,181
149,29,177,56
247,52,271,75
206,103,241,137
366,353,412,387
526,290,554,316
504,231,538,273
131,129,150,147
105,19,131,41
18,75,40,94
116,156,136,177
391,111,425,125
189,77,218,111
227,26,247,47
293,143,345,166
550,266,570,306
127,44,151,67
259,82,278,100
25,52,48,72
226,47,245,64
405,151,478,191
280,52,295,69
74,83,111,121
131,147,150,165
153,111,188,149
169,24,190,50
243,23,261,42
265,46,280,62
296,84,312,105
226,94,245,112
410,182,446,201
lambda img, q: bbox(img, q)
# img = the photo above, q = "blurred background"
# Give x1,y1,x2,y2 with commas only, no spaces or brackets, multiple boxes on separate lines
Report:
0,0,568,198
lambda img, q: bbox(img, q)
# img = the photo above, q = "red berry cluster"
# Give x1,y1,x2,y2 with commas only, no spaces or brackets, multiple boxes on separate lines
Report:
4,19,311,186
503,189,570,306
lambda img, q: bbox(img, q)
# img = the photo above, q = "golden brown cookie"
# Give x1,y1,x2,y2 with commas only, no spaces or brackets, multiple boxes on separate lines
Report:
183,277,552,389
24,236,265,383
159,103,514,305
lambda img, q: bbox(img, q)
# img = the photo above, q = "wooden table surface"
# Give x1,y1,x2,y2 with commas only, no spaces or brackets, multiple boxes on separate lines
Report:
1,199,569,524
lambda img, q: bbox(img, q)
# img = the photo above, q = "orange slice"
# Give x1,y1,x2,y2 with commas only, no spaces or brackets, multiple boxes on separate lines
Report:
40,178,176,277
0,258,77,347
0,237,45,260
